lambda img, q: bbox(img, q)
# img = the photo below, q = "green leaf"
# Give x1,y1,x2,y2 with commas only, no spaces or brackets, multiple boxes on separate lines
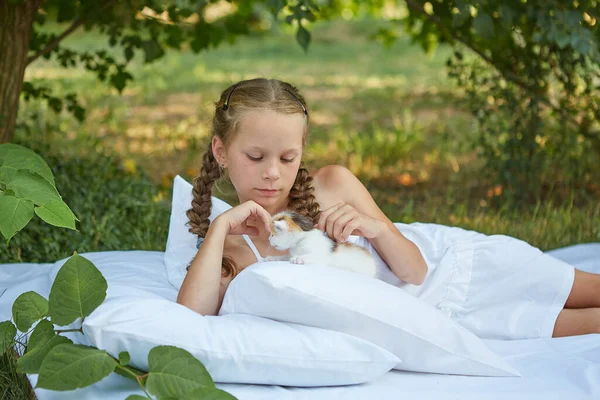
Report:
0,191,34,242
473,11,495,40
48,254,108,326
119,351,131,366
555,31,571,49
452,0,471,28
266,0,285,15
0,144,55,186
36,344,117,390
499,4,517,29
142,39,165,63
146,346,215,398
0,321,17,355
296,23,311,52
124,46,134,62
183,387,238,400
125,396,149,400
12,291,49,332
110,70,134,93
34,199,78,230
17,319,72,374
0,167,61,206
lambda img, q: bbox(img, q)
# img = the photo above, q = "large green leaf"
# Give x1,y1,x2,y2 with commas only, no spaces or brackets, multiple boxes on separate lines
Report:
0,320,17,355
34,199,78,230
48,254,107,326
17,319,72,374
146,346,215,399
0,191,34,242
36,343,117,390
0,167,62,206
0,144,55,186
12,291,49,332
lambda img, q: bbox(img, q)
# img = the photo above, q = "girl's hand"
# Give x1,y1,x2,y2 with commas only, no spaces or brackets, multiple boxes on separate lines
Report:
315,202,386,243
214,201,272,236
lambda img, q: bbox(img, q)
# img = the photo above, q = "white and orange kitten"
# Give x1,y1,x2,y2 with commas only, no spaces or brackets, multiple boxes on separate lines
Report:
266,211,377,278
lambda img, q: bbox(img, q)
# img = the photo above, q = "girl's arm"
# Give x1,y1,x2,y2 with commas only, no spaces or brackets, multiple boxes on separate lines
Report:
177,217,230,316
177,201,272,315
313,165,428,285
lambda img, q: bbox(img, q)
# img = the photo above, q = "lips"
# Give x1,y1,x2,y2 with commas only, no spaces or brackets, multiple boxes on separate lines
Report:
257,189,279,196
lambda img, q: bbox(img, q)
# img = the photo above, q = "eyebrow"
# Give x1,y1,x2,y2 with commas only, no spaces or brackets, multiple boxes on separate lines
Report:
246,146,301,154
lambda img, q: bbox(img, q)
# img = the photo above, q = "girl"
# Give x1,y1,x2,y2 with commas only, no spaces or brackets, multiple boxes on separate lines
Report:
177,78,600,339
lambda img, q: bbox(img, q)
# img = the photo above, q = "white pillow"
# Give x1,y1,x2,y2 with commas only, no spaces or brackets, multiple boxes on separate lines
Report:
164,175,232,289
219,262,521,377
52,250,399,386
82,296,400,386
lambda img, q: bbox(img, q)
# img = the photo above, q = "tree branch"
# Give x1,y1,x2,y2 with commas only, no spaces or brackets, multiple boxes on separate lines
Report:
403,0,534,92
26,0,119,66
402,0,598,139
26,17,86,65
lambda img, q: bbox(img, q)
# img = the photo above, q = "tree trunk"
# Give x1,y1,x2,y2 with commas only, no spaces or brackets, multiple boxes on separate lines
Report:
0,0,40,144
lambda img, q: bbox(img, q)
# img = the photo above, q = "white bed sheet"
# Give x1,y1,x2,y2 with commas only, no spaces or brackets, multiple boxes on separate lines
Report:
0,243,598,400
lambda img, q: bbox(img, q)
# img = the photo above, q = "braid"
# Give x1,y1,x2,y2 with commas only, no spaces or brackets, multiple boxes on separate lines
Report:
288,162,321,223
187,142,221,237
186,142,238,278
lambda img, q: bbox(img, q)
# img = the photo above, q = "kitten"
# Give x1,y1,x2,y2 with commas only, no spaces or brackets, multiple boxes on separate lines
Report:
266,210,377,278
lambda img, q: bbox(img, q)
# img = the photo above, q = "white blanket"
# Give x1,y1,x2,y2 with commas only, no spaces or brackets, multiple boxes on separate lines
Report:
1,243,599,400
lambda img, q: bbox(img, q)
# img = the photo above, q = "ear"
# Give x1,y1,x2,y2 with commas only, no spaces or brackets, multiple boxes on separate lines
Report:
274,220,287,231
212,136,226,167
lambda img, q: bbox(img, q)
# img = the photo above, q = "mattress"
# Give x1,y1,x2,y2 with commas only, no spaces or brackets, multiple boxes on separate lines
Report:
1,243,598,400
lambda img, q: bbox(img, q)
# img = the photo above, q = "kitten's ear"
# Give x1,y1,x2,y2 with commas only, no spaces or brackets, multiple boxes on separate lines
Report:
274,220,287,231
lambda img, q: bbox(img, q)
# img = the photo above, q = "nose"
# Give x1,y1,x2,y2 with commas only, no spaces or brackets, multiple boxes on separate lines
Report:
263,158,280,181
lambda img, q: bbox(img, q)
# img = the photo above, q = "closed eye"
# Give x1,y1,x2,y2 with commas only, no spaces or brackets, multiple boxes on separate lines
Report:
246,155,296,163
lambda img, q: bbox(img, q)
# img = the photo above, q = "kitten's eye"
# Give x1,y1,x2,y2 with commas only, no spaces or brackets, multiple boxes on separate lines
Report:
247,155,263,162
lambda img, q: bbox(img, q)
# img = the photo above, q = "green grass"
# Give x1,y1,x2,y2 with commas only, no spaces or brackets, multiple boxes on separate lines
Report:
17,17,598,249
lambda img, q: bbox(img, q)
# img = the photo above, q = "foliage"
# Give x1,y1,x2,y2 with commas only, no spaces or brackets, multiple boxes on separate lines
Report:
395,0,600,201
18,0,322,122
1,254,234,399
12,0,599,201
0,144,233,398
0,144,77,243
0,138,169,264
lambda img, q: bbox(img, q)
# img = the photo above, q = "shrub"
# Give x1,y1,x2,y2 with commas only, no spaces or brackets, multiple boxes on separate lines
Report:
0,145,170,264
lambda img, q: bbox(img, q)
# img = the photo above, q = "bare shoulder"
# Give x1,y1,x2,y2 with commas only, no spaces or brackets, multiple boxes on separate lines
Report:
311,164,374,208
311,165,356,208
312,164,394,225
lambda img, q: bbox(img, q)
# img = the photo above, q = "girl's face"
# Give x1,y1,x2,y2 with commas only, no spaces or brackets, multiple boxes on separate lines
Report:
214,109,306,215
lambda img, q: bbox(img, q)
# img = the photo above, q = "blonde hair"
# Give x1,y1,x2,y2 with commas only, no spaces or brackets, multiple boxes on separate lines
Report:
186,78,320,278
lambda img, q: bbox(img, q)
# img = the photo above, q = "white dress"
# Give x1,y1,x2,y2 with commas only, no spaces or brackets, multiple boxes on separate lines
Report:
348,223,575,340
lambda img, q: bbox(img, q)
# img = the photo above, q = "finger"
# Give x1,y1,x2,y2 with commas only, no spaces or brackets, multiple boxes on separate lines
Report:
251,205,272,232
325,206,354,241
341,219,361,241
316,203,343,230
332,213,355,242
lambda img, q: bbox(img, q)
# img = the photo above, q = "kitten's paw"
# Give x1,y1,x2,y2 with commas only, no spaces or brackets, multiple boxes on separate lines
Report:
289,256,306,265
